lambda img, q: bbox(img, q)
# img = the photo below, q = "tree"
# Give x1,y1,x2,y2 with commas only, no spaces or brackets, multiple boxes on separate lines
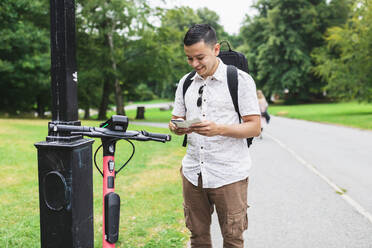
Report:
0,1,232,118
0,0,50,116
117,28,170,101
196,8,230,42
77,0,154,119
152,7,201,98
153,7,232,99
76,28,104,119
239,0,349,102
312,0,372,102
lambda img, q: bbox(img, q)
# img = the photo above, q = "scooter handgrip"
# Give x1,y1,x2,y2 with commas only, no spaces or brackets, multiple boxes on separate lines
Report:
50,124,91,133
142,131,171,141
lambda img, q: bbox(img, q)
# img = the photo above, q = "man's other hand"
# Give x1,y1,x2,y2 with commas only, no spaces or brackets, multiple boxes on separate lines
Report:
190,120,220,137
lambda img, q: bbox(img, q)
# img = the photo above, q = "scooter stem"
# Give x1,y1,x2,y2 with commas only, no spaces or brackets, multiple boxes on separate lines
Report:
102,139,120,248
103,155,116,248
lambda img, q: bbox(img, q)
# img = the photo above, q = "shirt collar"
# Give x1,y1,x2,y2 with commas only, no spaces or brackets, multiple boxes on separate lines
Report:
191,58,226,82
212,58,226,81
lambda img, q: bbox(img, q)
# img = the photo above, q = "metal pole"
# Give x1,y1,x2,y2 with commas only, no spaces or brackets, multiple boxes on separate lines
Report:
50,0,78,123
35,0,94,247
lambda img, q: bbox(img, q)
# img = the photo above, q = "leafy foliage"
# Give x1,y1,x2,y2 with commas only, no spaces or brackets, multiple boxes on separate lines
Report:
0,0,234,117
0,0,50,116
239,0,349,102
312,0,372,102
76,0,156,118
1,0,365,116
153,6,237,100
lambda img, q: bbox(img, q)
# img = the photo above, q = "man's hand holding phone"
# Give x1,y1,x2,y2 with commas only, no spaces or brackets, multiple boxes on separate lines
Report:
169,118,201,135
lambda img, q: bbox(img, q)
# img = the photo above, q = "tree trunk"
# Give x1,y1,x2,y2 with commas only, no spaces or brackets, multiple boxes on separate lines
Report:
135,106,145,120
98,78,110,120
107,31,125,116
36,95,45,118
84,105,90,119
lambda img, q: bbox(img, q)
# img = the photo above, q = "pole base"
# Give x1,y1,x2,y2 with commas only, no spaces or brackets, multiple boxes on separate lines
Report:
35,138,94,248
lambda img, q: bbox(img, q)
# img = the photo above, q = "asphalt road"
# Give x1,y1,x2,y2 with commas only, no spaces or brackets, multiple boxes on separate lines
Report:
211,116,372,248
132,116,372,248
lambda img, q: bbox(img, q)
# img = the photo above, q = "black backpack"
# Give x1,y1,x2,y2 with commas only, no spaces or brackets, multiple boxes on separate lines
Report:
182,41,253,148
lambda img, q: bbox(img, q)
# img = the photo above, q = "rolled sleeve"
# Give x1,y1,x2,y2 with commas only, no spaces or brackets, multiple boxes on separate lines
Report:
237,71,260,117
172,73,189,117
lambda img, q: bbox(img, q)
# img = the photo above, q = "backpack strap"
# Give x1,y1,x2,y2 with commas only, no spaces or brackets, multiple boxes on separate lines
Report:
183,71,196,99
226,65,240,116
182,71,196,147
226,65,253,148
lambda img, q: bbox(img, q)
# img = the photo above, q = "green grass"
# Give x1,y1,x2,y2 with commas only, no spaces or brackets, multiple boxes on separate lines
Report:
101,101,372,131
126,108,173,123
269,102,372,130
127,101,372,130
0,119,188,248
129,99,172,105
89,108,172,122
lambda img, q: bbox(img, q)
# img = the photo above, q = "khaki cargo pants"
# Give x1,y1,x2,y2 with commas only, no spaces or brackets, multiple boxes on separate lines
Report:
181,169,249,248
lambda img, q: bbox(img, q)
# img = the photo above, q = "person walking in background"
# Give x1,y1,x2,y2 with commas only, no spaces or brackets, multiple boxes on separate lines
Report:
168,24,261,248
257,90,270,138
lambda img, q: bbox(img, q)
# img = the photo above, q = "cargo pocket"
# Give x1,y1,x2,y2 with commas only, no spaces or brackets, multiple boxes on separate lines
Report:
183,204,193,232
227,207,248,237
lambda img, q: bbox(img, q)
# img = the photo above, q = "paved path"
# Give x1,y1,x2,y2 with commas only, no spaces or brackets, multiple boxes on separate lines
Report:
212,116,372,248
131,117,372,247
125,102,173,110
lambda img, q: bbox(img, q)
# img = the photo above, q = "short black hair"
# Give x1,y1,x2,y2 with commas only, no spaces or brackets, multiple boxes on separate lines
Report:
183,24,217,47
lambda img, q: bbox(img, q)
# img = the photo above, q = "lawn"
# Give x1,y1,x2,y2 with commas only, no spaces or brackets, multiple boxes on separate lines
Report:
0,119,188,248
126,108,173,123
129,99,172,105
124,101,372,131
2,102,370,247
268,102,372,130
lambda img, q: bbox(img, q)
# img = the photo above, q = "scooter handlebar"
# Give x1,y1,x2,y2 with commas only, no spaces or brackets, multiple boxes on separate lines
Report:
50,124,171,142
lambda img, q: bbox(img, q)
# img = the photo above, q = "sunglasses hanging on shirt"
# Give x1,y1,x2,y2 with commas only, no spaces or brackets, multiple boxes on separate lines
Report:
197,85,204,107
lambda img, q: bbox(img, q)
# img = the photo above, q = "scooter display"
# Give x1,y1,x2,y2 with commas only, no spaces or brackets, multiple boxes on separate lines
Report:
49,115,171,248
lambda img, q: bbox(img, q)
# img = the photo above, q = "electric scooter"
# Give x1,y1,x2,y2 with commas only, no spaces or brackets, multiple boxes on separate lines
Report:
49,115,171,248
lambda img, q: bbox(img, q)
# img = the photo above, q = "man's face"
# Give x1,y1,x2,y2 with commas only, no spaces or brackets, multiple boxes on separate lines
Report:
184,41,220,78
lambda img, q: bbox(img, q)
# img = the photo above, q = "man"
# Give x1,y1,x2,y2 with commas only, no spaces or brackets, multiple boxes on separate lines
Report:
169,24,261,248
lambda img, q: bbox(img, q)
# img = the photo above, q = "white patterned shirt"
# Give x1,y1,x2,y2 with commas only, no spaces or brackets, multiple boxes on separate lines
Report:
172,59,260,188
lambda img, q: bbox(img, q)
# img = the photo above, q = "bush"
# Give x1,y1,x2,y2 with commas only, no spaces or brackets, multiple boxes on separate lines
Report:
133,83,158,101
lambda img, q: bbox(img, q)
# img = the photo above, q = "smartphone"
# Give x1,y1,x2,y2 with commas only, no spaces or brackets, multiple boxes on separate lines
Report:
172,119,192,128
171,118,201,128
171,119,184,124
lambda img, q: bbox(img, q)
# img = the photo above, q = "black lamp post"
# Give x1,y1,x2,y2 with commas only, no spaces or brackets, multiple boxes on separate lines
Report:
34,0,94,247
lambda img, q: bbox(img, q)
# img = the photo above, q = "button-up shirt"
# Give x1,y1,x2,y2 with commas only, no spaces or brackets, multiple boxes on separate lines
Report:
172,59,260,188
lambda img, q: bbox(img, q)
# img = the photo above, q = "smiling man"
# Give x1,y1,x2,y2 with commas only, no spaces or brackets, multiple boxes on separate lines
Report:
169,24,261,248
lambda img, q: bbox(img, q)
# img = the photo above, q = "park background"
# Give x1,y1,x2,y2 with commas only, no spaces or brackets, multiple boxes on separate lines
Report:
1,0,372,247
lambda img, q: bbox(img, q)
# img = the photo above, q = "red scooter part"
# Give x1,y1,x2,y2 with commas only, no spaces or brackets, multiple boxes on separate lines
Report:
102,155,118,247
